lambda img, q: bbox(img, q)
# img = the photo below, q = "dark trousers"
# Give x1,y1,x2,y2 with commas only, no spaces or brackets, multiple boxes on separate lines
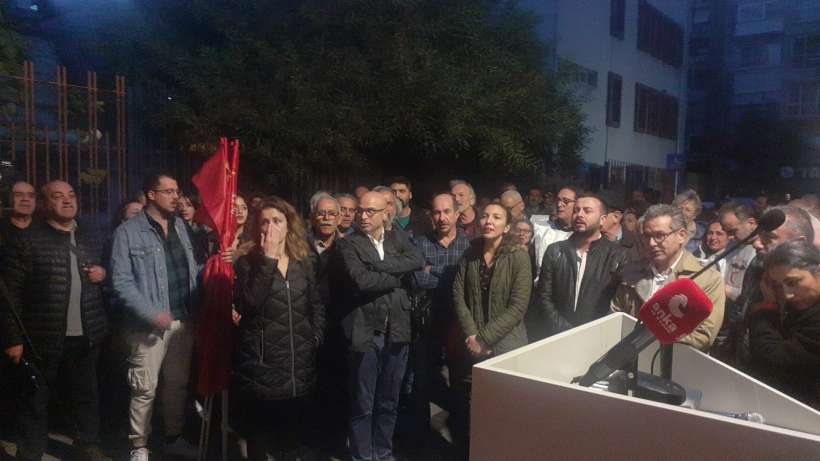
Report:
239,396,307,461
16,336,100,461
348,334,409,461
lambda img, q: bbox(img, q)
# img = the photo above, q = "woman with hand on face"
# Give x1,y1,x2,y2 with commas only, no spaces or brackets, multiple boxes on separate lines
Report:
451,203,532,459
232,196,326,460
749,240,820,409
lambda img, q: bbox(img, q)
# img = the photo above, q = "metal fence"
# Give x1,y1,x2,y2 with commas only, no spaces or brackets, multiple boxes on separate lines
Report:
0,61,127,226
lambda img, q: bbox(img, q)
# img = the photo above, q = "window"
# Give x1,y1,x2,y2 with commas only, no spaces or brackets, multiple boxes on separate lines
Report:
610,0,625,39
739,44,768,67
797,0,820,22
785,82,820,116
637,1,683,68
634,83,678,139
607,72,623,127
559,59,598,88
737,1,782,22
792,35,820,68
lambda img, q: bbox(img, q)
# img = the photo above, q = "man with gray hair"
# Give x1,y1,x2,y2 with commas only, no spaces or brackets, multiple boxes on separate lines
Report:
335,193,358,236
372,185,401,232
612,204,726,351
672,188,705,253
449,179,481,239
500,190,526,221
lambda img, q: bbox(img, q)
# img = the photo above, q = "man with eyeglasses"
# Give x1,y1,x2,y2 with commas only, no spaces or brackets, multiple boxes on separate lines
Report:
611,204,726,351
0,181,37,249
335,193,358,236
531,194,627,341
335,191,424,461
309,192,342,302
531,186,577,278
110,173,201,461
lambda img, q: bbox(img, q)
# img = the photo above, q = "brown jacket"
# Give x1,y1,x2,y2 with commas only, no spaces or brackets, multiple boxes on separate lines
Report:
611,251,725,351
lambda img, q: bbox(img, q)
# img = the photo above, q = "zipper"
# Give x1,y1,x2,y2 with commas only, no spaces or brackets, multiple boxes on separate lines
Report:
259,284,265,363
286,280,296,397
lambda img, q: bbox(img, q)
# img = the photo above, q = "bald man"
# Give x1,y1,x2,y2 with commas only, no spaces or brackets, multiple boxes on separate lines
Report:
335,191,424,461
1,180,109,461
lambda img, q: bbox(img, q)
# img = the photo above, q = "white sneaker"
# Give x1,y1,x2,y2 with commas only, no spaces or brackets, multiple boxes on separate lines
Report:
129,447,149,461
164,437,199,459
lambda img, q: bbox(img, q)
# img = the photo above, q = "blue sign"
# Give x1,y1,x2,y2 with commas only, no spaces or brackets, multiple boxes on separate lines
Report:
666,153,686,171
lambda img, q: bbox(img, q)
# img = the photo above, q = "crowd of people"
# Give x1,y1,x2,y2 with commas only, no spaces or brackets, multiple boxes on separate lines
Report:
0,174,819,461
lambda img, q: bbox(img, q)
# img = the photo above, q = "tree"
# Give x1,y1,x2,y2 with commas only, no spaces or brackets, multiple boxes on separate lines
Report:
103,0,587,194
0,7,25,120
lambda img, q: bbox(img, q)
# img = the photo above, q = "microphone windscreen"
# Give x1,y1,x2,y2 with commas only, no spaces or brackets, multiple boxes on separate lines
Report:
758,208,786,232
638,278,713,344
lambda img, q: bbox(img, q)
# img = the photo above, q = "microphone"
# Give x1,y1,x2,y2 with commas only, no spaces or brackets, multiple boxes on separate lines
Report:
577,279,713,387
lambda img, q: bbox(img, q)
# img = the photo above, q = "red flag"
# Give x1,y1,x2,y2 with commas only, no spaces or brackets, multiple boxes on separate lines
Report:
193,138,240,396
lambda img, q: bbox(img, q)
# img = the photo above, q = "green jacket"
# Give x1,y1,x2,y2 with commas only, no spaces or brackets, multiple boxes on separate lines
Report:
453,242,532,355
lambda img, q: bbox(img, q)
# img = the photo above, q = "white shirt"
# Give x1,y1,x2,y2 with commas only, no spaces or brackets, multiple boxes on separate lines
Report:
367,231,385,261
530,215,571,279
573,249,588,312
649,252,684,295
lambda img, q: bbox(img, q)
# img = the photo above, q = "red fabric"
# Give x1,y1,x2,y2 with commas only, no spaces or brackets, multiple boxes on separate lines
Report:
193,138,240,396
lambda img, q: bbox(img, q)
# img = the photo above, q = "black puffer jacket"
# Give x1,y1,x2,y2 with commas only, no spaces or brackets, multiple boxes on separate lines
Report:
233,252,325,401
0,222,108,356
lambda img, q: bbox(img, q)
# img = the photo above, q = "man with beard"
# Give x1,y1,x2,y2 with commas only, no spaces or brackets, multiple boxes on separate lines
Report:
530,194,627,339
450,180,481,239
111,173,201,461
391,177,433,239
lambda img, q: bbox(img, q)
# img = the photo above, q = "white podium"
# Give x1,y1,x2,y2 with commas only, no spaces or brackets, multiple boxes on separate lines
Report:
470,313,820,460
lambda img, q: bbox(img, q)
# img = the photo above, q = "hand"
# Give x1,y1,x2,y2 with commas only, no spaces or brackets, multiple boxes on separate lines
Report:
424,265,432,273
153,312,174,329
231,309,241,327
465,335,492,358
261,224,283,259
84,265,107,283
760,273,779,303
220,249,235,264
4,344,23,365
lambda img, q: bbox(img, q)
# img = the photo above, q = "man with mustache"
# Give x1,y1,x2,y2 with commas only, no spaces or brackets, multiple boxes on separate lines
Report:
612,204,726,351
531,194,627,339
110,173,201,461
0,180,109,461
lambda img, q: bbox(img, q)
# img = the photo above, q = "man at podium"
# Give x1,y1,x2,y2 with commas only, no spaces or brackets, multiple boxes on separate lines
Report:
612,204,725,351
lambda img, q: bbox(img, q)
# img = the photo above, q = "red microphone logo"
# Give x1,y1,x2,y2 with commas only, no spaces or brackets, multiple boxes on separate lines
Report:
639,279,713,344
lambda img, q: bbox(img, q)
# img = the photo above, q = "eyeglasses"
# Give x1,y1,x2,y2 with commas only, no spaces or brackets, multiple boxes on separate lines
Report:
557,197,576,206
340,207,356,215
356,207,385,217
642,228,682,244
504,200,523,212
153,189,180,196
315,210,340,219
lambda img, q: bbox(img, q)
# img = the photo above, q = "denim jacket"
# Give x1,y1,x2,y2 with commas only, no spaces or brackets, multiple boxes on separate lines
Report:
110,211,201,329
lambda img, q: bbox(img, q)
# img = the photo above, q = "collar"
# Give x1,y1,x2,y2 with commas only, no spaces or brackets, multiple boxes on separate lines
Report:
651,251,684,280
366,230,385,246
